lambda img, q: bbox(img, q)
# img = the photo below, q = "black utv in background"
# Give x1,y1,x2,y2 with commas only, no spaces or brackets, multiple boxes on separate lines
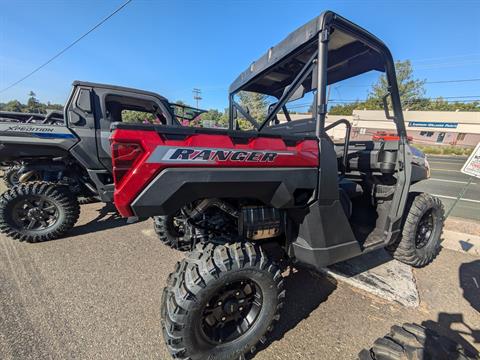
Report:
0,81,203,242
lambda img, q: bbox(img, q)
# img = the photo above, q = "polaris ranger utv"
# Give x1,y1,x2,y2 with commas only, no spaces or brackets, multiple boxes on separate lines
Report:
0,82,203,242
110,11,444,359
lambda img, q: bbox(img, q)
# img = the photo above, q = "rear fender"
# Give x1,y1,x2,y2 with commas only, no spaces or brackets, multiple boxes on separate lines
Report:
111,128,319,217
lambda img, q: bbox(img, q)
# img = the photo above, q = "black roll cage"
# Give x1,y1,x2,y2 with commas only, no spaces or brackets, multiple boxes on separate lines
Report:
228,11,406,143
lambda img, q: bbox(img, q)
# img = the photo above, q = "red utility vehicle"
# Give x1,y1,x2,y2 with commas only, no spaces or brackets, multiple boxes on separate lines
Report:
111,11,443,360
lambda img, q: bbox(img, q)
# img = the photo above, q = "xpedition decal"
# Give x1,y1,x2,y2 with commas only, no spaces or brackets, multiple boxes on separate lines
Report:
0,123,76,139
5,125,55,133
147,146,294,164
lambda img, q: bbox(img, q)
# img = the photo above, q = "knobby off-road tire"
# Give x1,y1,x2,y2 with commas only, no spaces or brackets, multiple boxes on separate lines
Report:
161,242,285,360
358,323,476,360
154,214,191,251
0,181,80,242
387,193,444,267
78,196,100,205
2,166,21,188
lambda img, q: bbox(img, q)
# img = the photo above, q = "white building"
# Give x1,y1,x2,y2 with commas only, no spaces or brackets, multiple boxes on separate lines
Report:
315,110,480,147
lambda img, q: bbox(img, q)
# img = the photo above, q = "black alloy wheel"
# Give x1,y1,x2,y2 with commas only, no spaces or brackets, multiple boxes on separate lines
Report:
387,193,444,267
0,181,80,242
201,279,263,344
161,242,284,360
11,195,59,231
415,209,434,249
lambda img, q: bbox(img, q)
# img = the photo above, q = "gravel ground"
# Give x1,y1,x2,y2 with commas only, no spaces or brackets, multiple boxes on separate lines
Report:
1,202,479,359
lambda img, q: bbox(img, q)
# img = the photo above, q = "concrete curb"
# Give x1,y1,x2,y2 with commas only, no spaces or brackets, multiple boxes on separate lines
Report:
441,230,480,257
321,249,419,308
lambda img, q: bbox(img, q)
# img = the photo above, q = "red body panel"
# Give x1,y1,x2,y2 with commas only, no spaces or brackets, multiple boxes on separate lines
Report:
111,128,319,217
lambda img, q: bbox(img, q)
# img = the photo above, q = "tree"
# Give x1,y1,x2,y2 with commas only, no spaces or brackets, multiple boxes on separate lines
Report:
1,100,24,112
122,110,156,123
237,91,268,122
369,60,426,107
26,91,42,113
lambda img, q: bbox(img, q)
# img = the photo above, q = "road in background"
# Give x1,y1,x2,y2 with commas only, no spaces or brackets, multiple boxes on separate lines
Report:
412,155,480,221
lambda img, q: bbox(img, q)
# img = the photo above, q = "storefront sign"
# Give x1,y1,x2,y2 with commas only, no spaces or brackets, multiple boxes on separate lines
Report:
408,121,458,129
461,142,480,179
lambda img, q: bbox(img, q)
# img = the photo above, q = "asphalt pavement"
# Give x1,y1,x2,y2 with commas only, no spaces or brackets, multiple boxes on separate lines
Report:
412,155,480,221
1,203,479,359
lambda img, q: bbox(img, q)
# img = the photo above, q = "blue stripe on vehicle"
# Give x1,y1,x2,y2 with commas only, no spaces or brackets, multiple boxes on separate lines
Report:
34,133,75,139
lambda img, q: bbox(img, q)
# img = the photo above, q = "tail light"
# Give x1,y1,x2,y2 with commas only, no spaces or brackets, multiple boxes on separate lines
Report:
112,142,144,185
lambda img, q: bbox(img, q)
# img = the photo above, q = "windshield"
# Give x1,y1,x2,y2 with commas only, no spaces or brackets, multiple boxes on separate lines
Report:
169,103,207,126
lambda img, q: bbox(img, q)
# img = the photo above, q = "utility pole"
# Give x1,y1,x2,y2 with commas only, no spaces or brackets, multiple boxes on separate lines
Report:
193,88,202,109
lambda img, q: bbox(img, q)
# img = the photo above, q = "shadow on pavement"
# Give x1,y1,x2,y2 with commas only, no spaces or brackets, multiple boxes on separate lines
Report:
251,268,337,358
419,259,480,358
422,313,479,358
459,259,480,313
69,203,145,237
328,248,393,276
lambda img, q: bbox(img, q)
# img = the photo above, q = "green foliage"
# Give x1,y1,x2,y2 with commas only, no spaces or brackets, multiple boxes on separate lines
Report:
369,60,426,105
237,91,268,122
414,144,473,156
0,91,63,114
121,110,156,123
329,60,480,115
200,109,229,128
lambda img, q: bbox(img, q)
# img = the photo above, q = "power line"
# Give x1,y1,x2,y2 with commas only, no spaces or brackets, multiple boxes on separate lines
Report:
335,78,480,89
0,0,133,94
425,78,480,84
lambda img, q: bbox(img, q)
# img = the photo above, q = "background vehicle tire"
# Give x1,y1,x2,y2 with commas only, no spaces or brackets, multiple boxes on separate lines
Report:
387,193,444,267
0,181,80,242
358,323,476,360
78,196,100,205
161,242,285,360
2,166,21,188
153,213,192,251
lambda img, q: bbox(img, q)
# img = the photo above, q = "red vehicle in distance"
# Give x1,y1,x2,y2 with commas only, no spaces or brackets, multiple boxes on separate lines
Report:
372,130,413,142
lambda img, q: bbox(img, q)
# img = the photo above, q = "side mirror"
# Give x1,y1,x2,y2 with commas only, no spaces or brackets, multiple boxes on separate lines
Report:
268,102,277,114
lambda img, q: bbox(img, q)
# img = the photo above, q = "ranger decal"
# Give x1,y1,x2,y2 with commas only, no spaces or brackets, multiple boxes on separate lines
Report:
147,146,294,164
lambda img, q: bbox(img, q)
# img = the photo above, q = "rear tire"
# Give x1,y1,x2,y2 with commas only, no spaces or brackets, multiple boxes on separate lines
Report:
0,181,80,242
161,242,285,360
358,323,476,359
387,193,444,267
2,166,21,188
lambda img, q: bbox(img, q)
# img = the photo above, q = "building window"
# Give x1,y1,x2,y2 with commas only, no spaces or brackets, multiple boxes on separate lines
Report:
420,131,434,137
436,132,446,143
457,133,466,141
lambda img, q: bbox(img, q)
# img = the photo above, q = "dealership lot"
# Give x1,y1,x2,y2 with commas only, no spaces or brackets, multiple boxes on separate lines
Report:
1,202,479,359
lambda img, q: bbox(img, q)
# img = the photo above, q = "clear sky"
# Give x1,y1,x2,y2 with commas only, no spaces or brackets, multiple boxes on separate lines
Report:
1,0,479,110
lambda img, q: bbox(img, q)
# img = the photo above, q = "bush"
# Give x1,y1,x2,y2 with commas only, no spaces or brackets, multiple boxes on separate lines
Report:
413,144,472,156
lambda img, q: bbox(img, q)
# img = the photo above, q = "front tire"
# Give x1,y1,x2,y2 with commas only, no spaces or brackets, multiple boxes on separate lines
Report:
0,181,80,242
161,242,285,360
387,193,444,267
154,213,192,251
358,323,476,359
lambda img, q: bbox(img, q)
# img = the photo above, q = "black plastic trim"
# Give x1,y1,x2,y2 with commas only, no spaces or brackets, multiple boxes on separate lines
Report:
130,167,318,217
